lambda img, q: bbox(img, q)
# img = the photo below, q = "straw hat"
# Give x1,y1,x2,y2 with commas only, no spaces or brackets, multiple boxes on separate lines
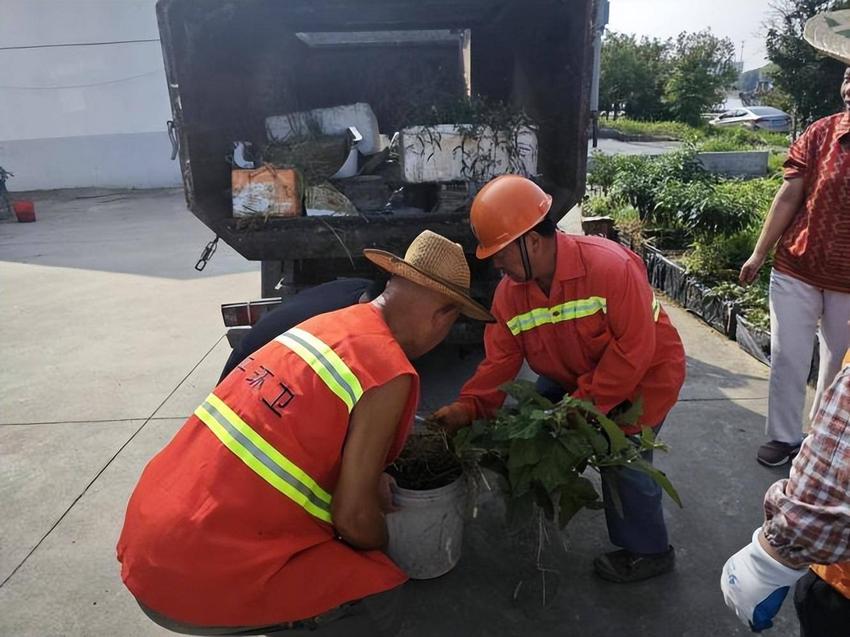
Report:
805,10,850,64
364,230,495,322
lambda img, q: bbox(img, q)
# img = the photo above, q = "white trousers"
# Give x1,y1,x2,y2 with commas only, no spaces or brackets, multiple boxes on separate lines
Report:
766,270,850,443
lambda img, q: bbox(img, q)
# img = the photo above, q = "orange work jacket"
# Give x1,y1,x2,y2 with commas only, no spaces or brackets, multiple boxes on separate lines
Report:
458,233,686,434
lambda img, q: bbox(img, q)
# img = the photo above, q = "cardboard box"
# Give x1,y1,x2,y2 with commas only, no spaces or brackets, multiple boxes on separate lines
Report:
232,166,302,218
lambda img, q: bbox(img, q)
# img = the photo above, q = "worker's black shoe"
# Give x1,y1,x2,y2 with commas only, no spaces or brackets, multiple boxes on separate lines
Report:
756,440,801,467
593,546,675,583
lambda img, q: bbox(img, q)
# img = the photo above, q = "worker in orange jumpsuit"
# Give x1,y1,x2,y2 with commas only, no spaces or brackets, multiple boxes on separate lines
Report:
433,175,687,583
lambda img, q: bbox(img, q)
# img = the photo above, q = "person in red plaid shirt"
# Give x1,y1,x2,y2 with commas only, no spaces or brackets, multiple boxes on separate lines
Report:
740,66,850,467
721,359,850,635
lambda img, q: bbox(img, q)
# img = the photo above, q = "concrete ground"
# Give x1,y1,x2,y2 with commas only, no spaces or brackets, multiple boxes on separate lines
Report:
0,189,801,636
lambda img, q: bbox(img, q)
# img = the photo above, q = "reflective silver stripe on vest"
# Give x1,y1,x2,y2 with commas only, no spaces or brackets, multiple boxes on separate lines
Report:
195,393,333,523
276,327,364,412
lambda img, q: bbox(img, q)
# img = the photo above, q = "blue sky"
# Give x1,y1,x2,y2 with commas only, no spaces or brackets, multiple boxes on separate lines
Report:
607,0,775,71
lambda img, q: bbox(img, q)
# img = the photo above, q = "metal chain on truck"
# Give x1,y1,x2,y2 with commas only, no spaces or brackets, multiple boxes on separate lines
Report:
195,236,219,271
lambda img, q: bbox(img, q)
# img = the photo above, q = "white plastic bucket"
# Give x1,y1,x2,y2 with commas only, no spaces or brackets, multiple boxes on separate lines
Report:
385,476,466,580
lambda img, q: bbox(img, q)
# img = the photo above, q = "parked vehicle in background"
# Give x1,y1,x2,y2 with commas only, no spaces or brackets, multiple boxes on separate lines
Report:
709,106,792,132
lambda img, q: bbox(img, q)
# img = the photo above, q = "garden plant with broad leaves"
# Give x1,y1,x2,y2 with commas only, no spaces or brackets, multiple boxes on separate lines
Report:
451,380,682,530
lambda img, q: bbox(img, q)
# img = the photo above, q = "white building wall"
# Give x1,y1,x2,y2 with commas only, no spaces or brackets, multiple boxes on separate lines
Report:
0,0,181,190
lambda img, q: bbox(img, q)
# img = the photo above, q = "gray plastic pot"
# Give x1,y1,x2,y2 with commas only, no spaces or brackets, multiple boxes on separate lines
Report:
385,476,466,580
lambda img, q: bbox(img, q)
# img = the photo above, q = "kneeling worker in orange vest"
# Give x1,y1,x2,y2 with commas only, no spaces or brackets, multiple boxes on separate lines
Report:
432,175,687,583
116,230,493,636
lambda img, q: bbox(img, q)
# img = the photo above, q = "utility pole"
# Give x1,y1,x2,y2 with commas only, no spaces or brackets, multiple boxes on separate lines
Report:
589,0,610,149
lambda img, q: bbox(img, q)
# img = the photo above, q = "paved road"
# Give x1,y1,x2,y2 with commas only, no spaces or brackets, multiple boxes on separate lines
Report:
589,138,683,157
0,189,799,636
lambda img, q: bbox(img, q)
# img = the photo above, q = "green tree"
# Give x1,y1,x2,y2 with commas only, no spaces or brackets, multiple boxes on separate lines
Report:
600,31,670,120
664,30,738,126
766,0,850,131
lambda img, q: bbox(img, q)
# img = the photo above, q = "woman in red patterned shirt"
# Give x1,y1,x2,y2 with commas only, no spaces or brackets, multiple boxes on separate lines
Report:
740,67,850,467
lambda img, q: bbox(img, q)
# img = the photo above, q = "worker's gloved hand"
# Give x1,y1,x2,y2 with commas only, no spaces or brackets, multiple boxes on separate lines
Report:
430,402,473,435
720,527,806,632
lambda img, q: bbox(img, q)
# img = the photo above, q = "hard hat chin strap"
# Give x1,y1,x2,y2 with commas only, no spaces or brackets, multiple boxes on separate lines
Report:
517,235,533,282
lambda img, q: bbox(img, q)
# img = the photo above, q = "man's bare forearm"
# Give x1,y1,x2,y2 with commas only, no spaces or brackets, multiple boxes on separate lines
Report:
752,178,804,258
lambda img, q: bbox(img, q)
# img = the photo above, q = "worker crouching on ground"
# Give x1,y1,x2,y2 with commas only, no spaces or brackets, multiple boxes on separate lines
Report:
432,175,687,583
116,230,493,637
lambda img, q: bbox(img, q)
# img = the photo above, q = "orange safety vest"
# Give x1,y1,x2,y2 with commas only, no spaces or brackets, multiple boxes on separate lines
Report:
116,304,419,627
812,564,850,600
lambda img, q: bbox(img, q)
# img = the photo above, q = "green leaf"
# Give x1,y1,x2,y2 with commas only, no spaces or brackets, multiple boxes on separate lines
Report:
502,417,544,440
594,413,630,454
558,430,594,460
612,396,644,427
628,458,683,507
531,452,567,494
570,415,609,455
509,464,534,497
501,380,555,409
532,483,556,520
557,476,601,528
507,438,548,470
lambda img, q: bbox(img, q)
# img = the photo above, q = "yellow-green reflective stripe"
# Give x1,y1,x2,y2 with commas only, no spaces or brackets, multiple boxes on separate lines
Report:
195,393,333,523
507,297,608,336
276,327,364,413
652,295,661,321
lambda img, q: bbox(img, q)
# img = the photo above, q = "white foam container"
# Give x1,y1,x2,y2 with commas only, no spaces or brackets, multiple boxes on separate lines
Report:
265,103,381,155
398,124,538,183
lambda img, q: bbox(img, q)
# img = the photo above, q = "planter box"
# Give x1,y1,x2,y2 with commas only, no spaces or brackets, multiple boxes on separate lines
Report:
735,315,771,365
696,151,769,178
580,215,616,239
643,247,688,304
398,124,537,183
619,232,822,386
683,278,739,339
642,246,739,338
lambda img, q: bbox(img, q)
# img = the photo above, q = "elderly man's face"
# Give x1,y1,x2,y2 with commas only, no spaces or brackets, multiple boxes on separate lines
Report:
842,68,850,111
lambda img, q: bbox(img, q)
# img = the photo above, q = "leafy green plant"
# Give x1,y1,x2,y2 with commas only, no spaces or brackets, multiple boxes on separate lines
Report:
706,281,771,330
768,151,786,176
581,192,636,219
610,148,709,223
654,178,767,239
682,231,759,283
452,381,681,529
586,150,622,194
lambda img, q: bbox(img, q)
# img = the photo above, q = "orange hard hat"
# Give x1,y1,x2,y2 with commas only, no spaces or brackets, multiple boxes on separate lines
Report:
469,175,553,259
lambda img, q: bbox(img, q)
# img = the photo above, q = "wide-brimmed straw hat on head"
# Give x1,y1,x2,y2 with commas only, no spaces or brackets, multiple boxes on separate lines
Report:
363,230,494,322
805,10,850,64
